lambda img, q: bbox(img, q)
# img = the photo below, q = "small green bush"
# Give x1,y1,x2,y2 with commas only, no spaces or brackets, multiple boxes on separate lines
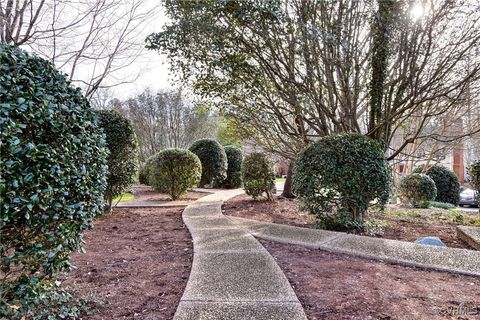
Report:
0,44,107,318
222,146,243,188
429,201,456,210
293,134,392,220
317,214,385,235
95,109,139,210
189,139,227,187
149,148,202,200
398,173,437,208
468,160,480,192
242,153,275,200
138,155,155,185
413,164,460,205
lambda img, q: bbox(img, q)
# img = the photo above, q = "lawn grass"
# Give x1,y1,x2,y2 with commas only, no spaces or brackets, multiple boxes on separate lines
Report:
275,178,286,182
112,193,134,202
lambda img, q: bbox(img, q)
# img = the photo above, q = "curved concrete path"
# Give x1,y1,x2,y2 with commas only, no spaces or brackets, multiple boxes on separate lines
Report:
228,216,480,277
174,189,307,320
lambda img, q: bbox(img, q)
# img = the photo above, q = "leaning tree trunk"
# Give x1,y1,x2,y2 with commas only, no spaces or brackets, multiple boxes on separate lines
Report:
281,161,296,199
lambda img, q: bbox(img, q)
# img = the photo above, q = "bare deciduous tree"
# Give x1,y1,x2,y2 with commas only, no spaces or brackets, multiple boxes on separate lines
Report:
1,0,157,99
118,88,219,162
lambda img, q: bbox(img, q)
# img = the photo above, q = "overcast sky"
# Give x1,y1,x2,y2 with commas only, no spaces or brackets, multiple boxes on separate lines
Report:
109,1,173,99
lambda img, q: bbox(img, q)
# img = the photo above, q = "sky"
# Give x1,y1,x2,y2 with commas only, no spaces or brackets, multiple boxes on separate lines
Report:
109,2,173,99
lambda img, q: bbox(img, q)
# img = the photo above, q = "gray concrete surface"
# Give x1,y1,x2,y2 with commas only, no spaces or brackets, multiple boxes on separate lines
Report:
229,216,480,277
174,189,307,320
457,226,480,251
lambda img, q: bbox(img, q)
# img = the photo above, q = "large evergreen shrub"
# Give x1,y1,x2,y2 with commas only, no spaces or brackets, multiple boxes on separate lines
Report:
149,148,202,200
222,146,243,188
412,164,460,205
293,134,392,220
0,44,107,317
189,139,227,187
242,153,275,200
95,109,139,210
398,173,437,208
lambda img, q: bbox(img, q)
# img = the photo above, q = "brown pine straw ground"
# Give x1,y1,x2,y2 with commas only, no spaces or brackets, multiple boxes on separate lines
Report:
261,239,480,320
63,206,193,320
223,195,480,319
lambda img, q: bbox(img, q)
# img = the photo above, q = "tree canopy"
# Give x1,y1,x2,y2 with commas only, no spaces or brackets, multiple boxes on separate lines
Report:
147,0,480,160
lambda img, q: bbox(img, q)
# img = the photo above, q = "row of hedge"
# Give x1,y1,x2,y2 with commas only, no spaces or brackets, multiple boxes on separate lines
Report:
399,164,461,208
138,140,245,200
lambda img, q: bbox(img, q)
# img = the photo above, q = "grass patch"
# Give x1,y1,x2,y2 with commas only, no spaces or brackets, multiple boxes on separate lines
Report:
275,178,286,182
113,193,134,202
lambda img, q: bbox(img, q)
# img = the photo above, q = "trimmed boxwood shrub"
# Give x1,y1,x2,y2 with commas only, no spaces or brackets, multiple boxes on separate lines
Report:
467,160,480,193
398,173,437,208
222,146,243,188
293,134,392,220
0,44,108,317
413,164,460,205
242,152,275,200
138,155,156,186
95,109,139,210
149,148,202,200
189,139,227,187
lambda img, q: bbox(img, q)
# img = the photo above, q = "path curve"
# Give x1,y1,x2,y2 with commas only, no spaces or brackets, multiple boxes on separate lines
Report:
174,189,307,320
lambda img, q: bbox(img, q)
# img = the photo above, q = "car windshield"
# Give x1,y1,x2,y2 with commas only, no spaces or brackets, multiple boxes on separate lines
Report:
461,189,476,196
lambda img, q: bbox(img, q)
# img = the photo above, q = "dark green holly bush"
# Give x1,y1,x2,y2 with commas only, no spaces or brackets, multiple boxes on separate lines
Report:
398,173,437,208
293,134,392,220
221,146,243,188
467,160,480,193
413,164,460,205
95,109,139,210
242,152,275,200
149,148,202,200
0,44,107,318
189,139,227,187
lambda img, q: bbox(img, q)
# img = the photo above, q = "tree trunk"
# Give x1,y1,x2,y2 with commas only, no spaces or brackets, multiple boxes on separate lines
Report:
281,161,296,199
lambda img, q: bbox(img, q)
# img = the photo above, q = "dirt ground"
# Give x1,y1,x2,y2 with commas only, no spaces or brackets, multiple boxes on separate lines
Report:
132,185,210,202
63,206,192,320
261,239,480,320
223,194,477,250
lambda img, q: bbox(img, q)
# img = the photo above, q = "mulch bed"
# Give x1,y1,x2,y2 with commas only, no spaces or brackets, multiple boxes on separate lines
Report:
261,239,480,320
223,194,477,250
63,207,192,319
132,185,211,202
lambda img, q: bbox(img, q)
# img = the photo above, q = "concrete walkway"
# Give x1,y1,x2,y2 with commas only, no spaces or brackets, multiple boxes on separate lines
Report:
229,216,480,277
175,189,307,320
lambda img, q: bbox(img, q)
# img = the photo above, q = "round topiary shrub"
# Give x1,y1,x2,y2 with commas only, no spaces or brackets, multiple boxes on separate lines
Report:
0,44,107,316
222,146,243,188
138,155,156,186
398,173,437,208
467,160,480,193
95,109,139,210
242,152,275,200
149,148,202,200
412,164,460,205
189,139,227,187
293,133,392,220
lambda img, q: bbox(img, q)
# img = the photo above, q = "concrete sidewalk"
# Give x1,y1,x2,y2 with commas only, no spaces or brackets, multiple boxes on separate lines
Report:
229,216,480,277
175,189,307,320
